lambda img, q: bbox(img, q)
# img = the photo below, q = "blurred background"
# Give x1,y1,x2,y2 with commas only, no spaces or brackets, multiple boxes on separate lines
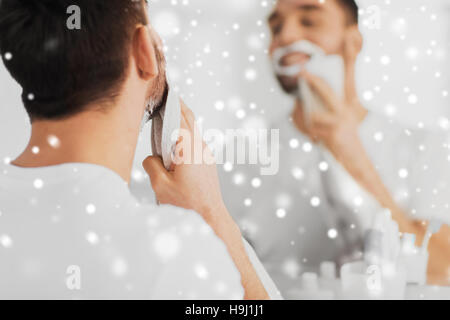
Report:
1,0,449,202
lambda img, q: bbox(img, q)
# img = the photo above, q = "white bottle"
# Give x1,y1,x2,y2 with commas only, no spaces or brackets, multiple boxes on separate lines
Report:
398,233,428,285
286,273,335,300
319,261,342,299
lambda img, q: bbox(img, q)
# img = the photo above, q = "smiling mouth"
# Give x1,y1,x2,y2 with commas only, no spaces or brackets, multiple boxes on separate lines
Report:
280,52,311,69
273,40,324,78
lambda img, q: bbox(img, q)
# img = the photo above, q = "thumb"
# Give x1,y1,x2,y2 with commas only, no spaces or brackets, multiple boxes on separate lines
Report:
142,156,171,189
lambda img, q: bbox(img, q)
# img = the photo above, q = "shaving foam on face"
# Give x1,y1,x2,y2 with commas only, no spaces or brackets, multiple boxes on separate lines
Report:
272,40,345,123
272,40,325,77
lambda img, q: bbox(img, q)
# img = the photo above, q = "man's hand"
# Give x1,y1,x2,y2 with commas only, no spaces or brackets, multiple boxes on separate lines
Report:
143,100,227,224
300,28,367,159
303,71,364,162
142,101,269,300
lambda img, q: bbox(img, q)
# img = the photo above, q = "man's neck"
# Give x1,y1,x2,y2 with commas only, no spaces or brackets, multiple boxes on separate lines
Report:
12,106,142,183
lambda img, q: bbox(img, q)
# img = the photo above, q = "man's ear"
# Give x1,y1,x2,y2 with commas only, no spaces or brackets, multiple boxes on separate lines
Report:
132,25,159,80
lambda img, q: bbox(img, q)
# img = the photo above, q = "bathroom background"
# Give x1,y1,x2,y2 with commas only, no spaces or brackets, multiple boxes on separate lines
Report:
1,0,449,204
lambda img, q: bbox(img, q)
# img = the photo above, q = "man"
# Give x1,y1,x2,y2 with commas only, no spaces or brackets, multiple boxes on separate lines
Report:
0,0,279,299
223,0,450,294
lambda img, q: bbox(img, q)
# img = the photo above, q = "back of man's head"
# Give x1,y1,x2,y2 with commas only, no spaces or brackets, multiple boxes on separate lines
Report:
0,0,147,122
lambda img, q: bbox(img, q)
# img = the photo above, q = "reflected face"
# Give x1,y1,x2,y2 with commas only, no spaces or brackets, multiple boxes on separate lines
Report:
268,0,349,93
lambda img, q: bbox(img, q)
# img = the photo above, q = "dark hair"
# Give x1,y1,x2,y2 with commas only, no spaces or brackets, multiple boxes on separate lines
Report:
337,0,359,25
0,0,147,121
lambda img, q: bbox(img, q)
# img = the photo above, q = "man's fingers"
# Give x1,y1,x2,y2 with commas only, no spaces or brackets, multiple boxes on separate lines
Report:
142,156,171,190
310,111,335,128
180,100,195,132
302,71,342,112
309,127,329,141
178,100,213,167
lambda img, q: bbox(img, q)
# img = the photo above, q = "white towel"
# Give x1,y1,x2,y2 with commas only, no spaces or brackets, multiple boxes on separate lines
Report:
151,83,181,170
